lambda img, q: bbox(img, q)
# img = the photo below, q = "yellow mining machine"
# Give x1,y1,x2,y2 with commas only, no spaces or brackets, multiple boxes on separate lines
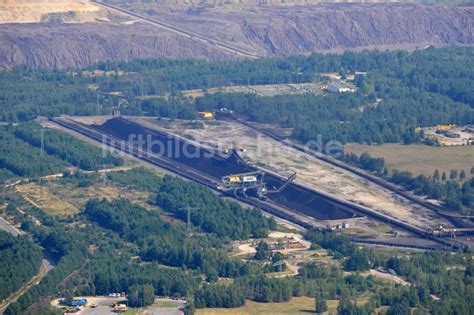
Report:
218,171,296,199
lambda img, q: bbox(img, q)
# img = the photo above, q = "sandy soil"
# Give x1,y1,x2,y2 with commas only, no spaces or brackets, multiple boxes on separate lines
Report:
15,179,153,216
0,0,114,24
177,83,323,98
234,230,332,276
236,243,256,256
268,231,311,249
235,231,310,256
366,269,410,286
156,119,452,231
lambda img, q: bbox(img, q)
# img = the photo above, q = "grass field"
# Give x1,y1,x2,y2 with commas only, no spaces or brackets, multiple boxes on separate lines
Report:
155,301,179,308
371,224,392,233
345,143,474,176
16,183,78,216
196,297,338,315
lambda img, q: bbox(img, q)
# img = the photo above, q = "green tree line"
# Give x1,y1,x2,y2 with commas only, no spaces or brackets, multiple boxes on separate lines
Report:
0,231,43,301
14,123,123,170
0,127,66,177
342,151,474,212
155,175,276,239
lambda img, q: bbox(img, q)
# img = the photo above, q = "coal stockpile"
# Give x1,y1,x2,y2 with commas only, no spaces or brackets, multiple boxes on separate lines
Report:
93,117,355,220
263,176,356,220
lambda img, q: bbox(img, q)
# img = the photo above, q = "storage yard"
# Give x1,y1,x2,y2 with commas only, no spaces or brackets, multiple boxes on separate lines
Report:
50,296,185,314
49,116,473,250
422,124,474,146
143,118,451,231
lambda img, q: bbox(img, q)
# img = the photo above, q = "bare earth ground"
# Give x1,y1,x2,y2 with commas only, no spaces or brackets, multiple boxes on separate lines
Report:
139,118,452,231
0,22,233,69
234,230,320,276
142,83,325,99
15,178,155,216
1,1,472,69
268,231,311,249
345,143,474,176
149,3,474,56
0,0,113,24
365,269,410,286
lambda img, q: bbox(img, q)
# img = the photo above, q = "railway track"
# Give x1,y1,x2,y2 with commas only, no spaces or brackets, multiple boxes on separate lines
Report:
232,117,473,228
107,117,438,237
50,117,467,251
91,1,261,59
50,117,325,229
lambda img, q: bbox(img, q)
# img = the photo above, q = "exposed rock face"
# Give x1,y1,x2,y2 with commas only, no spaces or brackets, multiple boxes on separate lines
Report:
0,3,472,69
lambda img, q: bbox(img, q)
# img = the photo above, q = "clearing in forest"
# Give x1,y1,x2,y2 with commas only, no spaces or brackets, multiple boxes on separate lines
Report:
345,143,474,177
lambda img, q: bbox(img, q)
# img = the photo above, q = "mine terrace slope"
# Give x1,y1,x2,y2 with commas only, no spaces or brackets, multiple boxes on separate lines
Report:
0,23,232,69
152,3,474,56
0,1,473,69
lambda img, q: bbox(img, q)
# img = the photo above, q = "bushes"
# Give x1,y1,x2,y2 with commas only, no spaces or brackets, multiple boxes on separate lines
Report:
141,98,197,119
107,166,162,192
0,168,15,184
342,151,474,212
344,252,370,272
87,255,195,298
304,230,356,257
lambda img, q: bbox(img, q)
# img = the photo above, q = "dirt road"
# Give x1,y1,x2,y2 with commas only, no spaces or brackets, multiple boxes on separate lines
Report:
0,216,22,237
91,1,261,59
